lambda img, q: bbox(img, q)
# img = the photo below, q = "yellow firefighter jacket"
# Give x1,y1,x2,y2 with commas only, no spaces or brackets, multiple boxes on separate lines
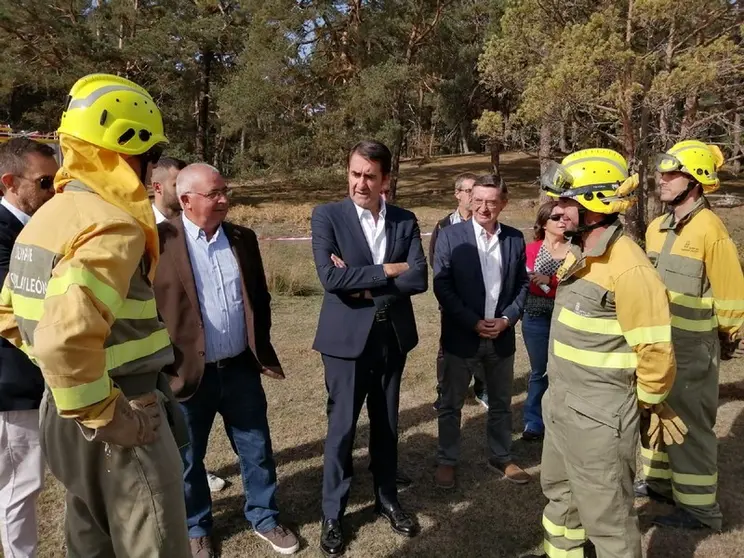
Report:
550,220,676,408
646,197,744,340
0,181,173,428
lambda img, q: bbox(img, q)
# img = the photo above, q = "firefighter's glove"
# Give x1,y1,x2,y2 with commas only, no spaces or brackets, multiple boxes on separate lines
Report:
89,392,162,447
719,331,744,360
646,402,688,450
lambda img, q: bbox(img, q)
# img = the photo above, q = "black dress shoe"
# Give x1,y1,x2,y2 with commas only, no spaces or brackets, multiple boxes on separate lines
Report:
320,518,345,556
634,479,674,505
375,502,418,537
651,508,711,530
396,470,413,487
521,430,544,442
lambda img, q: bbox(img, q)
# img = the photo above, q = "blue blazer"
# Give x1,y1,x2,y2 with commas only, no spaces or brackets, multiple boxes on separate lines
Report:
433,220,529,358
311,197,428,359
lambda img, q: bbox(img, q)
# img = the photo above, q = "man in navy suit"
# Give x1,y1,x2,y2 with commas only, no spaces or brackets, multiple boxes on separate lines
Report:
432,174,530,489
0,138,57,557
311,140,427,556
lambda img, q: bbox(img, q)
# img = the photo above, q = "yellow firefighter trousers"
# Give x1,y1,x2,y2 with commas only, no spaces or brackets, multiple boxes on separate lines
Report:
541,384,642,558
39,389,191,558
642,332,722,530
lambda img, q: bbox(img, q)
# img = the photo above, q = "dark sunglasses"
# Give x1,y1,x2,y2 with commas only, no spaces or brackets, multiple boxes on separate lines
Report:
548,214,564,221
20,175,54,190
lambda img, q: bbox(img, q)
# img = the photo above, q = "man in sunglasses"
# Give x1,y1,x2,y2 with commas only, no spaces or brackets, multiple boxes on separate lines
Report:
0,137,57,558
0,74,191,556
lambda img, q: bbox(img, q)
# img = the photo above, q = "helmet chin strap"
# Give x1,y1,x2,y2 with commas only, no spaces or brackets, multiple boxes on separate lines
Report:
667,177,699,207
563,208,616,241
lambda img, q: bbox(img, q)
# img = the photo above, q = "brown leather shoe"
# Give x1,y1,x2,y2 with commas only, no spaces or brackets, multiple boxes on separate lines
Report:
190,536,216,558
256,524,300,554
487,458,531,484
434,464,455,489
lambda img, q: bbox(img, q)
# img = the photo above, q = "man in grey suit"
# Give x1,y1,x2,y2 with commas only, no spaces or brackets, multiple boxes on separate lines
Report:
432,174,530,489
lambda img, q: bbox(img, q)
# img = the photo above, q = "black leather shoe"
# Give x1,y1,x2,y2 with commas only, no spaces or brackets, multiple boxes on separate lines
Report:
375,502,418,537
651,508,710,530
396,470,413,487
634,480,674,505
320,518,345,556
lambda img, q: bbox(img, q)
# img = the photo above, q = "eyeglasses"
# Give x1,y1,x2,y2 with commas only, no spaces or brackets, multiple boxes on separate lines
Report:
186,188,233,201
471,198,502,209
19,175,54,190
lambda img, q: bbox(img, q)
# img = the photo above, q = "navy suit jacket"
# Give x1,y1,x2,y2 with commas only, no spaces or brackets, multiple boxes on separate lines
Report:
311,197,428,359
0,205,44,411
433,220,529,358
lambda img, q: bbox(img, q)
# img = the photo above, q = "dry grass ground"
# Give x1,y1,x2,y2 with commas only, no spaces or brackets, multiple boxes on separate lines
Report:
24,153,744,558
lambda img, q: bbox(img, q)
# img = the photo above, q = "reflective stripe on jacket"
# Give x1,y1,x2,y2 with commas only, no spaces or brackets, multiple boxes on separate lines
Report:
646,197,744,338
549,221,676,407
0,181,173,428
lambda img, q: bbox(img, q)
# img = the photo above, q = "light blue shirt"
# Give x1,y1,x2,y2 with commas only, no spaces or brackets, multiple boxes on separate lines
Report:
182,214,247,363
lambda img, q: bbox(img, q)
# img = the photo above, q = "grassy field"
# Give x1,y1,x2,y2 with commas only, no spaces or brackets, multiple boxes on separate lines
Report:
27,153,744,558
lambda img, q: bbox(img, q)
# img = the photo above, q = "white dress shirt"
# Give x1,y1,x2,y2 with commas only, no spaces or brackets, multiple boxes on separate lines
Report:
449,210,464,226
1,198,30,226
182,214,247,362
354,199,387,265
152,203,167,224
473,219,503,319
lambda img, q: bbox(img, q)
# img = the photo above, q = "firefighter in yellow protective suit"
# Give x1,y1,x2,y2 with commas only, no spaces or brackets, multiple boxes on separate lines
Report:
635,140,744,531
0,74,191,556
526,149,685,558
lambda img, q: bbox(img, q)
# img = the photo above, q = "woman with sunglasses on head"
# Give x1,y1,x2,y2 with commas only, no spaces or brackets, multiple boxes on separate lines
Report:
0,74,190,556
521,201,569,442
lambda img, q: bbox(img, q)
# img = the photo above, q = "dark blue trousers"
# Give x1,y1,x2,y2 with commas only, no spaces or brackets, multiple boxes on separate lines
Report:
321,322,406,520
180,353,279,537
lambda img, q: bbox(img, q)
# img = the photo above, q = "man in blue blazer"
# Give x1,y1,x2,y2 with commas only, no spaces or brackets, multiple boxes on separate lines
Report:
311,141,427,556
432,174,530,489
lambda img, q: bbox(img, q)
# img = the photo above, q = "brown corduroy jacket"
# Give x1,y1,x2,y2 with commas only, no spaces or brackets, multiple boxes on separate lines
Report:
153,216,283,401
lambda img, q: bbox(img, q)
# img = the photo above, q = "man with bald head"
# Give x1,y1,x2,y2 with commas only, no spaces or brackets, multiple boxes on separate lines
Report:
154,163,298,557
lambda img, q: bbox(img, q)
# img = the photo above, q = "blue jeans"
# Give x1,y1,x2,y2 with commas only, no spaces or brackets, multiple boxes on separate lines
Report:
522,314,551,434
180,353,279,537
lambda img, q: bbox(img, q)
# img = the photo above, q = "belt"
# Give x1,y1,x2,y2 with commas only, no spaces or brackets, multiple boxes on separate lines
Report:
206,352,244,370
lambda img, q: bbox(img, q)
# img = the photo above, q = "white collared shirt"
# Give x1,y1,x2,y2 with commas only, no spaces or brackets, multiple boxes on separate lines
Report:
354,199,387,265
473,219,503,319
449,210,466,225
152,203,167,224
1,198,30,226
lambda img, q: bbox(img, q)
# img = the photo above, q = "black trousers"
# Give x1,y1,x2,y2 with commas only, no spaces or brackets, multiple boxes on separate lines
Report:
321,321,406,520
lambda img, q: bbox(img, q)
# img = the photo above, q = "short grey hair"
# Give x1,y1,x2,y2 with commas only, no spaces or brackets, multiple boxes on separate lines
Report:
175,163,221,197
454,172,478,192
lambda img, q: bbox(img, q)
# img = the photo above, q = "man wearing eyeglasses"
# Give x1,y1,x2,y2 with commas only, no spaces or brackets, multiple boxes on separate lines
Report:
429,173,489,412
154,163,299,557
432,173,530,489
0,138,56,558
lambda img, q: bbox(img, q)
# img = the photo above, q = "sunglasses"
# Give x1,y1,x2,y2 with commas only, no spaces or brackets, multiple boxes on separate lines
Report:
141,144,164,166
548,214,564,221
19,175,54,190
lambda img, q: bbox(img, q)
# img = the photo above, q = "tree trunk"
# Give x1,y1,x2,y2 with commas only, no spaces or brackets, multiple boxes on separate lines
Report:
195,51,212,161
459,120,471,154
679,91,698,139
388,128,404,203
734,112,742,175
538,119,551,203
558,120,569,153
490,141,500,175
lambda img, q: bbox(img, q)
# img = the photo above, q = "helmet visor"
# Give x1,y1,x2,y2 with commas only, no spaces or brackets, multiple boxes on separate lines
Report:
655,153,683,174
540,161,574,196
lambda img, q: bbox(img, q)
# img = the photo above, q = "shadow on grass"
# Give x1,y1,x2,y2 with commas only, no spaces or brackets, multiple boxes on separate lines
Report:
640,380,744,558
210,394,543,556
